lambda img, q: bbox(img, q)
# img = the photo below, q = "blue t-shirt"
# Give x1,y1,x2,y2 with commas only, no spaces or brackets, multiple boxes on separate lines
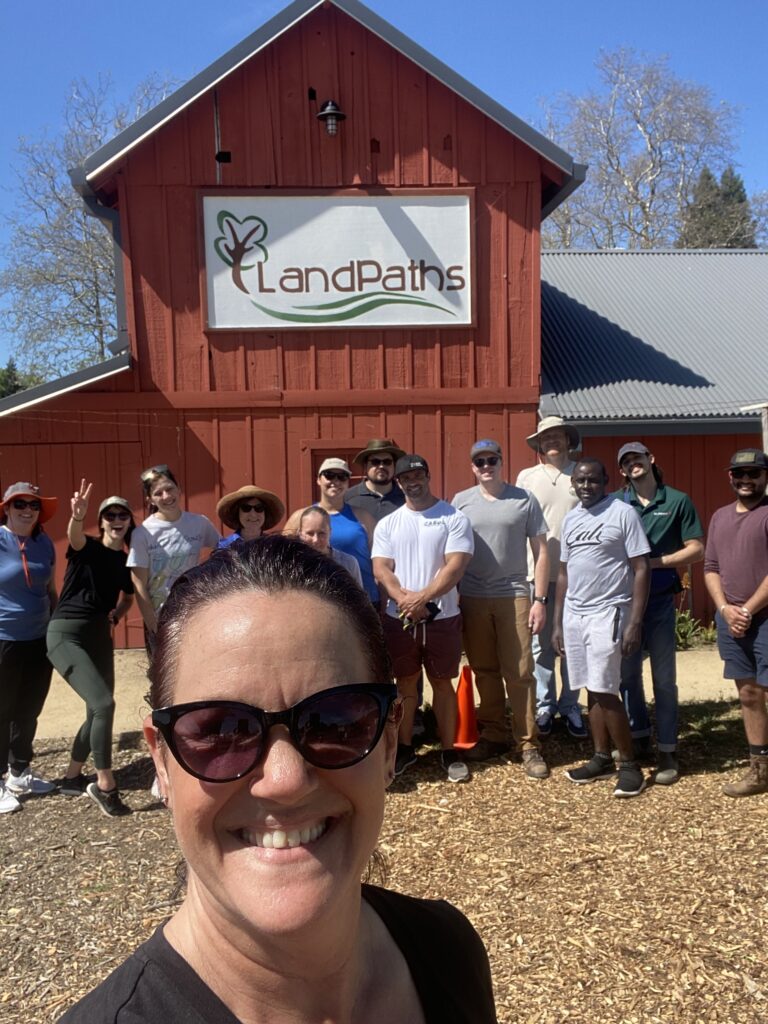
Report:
0,527,56,641
327,505,377,603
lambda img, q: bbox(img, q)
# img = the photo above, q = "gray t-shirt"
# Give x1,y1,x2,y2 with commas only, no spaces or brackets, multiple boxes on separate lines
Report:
451,484,548,598
560,496,650,613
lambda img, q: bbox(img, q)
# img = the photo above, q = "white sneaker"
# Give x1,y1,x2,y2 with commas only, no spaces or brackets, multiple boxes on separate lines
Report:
0,780,21,814
6,766,56,796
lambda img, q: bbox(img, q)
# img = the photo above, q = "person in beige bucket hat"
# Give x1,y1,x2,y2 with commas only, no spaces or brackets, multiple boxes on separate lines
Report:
216,486,285,548
517,415,586,741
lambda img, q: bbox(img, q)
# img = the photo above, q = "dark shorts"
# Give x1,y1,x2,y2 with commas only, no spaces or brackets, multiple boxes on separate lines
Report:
383,613,463,681
716,613,768,687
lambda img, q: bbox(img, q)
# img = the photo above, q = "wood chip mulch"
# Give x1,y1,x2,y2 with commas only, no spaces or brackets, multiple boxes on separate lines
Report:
2,702,767,1024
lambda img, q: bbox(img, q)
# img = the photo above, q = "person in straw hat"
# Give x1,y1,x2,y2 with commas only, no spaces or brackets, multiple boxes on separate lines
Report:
0,481,59,813
216,486,285,548
516,416,587,741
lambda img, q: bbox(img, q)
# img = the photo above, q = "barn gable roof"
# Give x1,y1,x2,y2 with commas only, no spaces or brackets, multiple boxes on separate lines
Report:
70,0,584,217
540,249,768,430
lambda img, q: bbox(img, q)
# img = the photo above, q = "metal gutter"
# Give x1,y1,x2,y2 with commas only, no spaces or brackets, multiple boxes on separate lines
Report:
0,352,132,418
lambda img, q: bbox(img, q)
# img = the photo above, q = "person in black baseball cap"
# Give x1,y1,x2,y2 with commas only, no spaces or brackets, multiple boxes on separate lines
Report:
705,448,768,798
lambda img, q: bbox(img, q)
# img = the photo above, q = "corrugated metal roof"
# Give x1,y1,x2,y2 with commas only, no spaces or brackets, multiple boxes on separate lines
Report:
70,0,583,216
540,250,768,423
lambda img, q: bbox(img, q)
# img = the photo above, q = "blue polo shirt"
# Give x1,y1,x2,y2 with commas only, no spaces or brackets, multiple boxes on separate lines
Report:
0,528,56,640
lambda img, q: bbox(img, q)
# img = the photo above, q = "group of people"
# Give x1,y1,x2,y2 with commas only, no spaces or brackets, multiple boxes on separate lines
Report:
1,424,767,819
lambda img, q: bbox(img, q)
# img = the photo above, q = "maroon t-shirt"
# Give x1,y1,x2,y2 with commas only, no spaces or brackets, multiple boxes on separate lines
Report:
704,498,768,618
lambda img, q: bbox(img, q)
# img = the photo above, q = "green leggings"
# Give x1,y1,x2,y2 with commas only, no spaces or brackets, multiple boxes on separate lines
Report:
46,617,116,770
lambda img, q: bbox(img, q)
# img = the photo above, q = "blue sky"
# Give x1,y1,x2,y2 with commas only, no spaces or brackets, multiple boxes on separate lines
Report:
1,0,766,364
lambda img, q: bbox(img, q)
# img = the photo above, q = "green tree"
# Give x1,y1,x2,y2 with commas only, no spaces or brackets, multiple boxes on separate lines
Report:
0,358,40,398
542,49,738,249
0,75,173,382
678,165,757,248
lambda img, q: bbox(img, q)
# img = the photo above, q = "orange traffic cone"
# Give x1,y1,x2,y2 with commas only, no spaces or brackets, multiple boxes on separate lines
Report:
454,665,479,749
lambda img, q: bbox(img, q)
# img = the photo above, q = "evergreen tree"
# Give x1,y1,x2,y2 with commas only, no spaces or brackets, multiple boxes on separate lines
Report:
678,165,757,248
0,358,39,398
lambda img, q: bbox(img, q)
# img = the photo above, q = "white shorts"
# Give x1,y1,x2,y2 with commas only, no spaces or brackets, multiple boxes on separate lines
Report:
563,604,627,695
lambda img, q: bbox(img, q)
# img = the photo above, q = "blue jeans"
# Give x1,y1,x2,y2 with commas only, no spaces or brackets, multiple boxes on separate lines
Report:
534,582,580,715
620,591,678,751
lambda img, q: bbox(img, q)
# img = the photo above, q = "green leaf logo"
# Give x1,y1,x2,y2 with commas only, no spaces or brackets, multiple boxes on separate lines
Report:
213,211,268,294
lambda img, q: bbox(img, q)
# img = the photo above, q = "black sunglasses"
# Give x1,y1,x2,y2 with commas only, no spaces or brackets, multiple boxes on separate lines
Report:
239,502,265,513
473,456,500,468
141,464,171,482
321,471,349,483
368,457,394,467
151,683,398,781
11,499,42,511
730,468,764,479
102,510,131,522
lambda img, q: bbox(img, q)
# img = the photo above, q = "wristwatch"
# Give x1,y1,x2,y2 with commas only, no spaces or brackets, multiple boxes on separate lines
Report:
533,595,548,605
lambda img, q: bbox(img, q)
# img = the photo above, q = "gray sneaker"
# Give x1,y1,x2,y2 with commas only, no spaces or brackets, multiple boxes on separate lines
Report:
86,783,132,818
441,750,469,783
654,752,679,786
522,748,550,779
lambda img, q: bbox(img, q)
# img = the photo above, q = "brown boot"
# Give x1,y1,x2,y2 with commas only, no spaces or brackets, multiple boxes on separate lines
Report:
723,755,768,798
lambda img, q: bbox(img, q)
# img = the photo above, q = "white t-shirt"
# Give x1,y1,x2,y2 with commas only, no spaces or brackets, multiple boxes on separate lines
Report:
560,496,649,613
127,511,220,611
371,500,475,619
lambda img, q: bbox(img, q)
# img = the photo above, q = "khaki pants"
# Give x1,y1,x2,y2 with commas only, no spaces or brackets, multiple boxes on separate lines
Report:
461,595,538,750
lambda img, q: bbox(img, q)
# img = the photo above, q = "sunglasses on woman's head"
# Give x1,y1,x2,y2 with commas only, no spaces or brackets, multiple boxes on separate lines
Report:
152,683,398,781
321,471,349,483
103,511,131,522
11,499,41,511
730,468,763,480
472,456,500,468
239,502,264,514
140,464,171,483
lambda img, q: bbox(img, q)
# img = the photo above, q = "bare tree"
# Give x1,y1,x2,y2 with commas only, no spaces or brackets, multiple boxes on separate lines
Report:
0,74,173,381
542,49,738,250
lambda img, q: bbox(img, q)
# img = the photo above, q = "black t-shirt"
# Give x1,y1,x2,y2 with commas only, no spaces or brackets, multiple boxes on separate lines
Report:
58,885,497,1023
52,537,134,620
345,481,405,523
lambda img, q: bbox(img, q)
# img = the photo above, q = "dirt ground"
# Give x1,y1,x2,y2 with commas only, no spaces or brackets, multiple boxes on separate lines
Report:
37,646,734,741
6,646,766,1024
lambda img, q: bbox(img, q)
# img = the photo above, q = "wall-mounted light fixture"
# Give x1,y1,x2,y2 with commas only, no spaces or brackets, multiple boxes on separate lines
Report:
316,100,346,137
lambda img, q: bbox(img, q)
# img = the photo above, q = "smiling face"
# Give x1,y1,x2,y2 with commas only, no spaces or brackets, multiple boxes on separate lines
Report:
538,428,569,461
729,466,768,506
149,475,181,520
146,589,395,938
238,500,266,539
396,468,431,508
100,506,132,546
5,496,41,536
471,451,502,486
572,461,608,508
317,470,350,502
619,450,654,483
299,511,331,554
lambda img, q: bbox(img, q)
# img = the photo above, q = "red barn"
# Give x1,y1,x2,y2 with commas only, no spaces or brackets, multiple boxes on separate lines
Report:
0,0,582,646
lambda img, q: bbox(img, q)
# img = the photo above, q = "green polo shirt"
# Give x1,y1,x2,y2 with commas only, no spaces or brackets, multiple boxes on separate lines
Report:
611,484,703,594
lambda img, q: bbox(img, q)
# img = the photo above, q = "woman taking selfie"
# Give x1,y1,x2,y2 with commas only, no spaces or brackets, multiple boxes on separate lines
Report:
60,537,496,1022
0,481,58,814
47,481,135,817
216,484,285,548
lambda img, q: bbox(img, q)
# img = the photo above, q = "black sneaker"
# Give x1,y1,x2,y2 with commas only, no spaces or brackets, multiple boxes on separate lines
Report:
566,753,616,784
59,774,88,796
613,761,646,798
394,745,417,777
86,783,131,817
